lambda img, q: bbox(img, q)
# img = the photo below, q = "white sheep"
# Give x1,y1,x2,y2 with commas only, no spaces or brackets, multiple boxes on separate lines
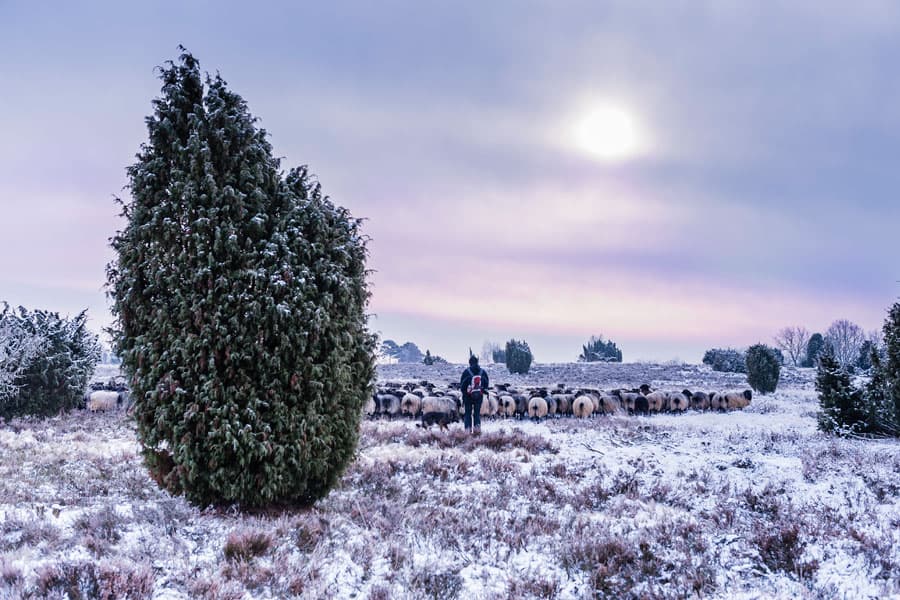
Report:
87,391,119,412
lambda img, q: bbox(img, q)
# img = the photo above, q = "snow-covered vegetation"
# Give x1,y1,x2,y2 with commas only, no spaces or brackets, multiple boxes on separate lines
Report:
1,362,898,599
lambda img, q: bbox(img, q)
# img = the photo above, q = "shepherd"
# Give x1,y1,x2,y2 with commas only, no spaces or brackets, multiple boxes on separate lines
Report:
460,354,490,436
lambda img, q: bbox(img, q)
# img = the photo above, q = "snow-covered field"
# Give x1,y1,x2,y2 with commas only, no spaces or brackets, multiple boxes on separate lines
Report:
1,362,898,599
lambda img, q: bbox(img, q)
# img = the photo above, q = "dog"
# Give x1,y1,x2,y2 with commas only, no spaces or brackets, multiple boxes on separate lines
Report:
417,411,459,431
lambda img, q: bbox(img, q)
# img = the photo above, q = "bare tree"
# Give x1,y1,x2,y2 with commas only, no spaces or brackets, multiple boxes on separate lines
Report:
825,319,866,369
773,325,810,366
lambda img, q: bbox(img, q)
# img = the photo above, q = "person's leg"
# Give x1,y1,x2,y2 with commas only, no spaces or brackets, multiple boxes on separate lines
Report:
473,398,483,434
463,398,473,431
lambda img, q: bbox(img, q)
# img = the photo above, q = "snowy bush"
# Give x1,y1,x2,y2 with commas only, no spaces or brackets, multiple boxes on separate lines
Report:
746,343,781,394
0,304,99,419
106,50,376,507
702,347,746,373
578,334,623,362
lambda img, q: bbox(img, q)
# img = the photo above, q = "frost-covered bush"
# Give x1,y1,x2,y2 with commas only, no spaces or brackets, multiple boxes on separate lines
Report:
578,335,622,362
106,50,376,507
0,304,99,419
505,339,533,374
702,347,746,373
746,343,780,394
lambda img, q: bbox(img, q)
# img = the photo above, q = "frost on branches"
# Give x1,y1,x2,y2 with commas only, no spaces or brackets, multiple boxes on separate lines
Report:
0,303,100,419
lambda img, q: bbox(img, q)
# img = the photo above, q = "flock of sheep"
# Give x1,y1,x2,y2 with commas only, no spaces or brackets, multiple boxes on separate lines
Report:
368,381,753,423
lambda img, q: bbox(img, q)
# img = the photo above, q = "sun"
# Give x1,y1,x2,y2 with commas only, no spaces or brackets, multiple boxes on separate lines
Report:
573,104,644,162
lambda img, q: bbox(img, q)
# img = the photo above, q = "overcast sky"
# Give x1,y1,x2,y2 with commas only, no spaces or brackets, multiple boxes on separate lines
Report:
1,1,898,363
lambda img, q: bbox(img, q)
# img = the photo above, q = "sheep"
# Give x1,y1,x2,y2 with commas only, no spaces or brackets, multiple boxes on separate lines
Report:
689,390,710,411
421,395,457,415
554,393,574,416
498,395,516,418
597,392,622,415
725,390,752,410
666,391,690,412
572,395,594,418
645,391,668,413
545,394,558,417
513,394,529,419
401,392,422,418
527,396,549,421
709,392,728,411
480,393,499,418
87,390,119,412
376,393,402,419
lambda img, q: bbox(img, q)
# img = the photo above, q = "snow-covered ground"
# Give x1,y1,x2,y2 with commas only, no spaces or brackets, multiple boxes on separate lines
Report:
0,362,898,599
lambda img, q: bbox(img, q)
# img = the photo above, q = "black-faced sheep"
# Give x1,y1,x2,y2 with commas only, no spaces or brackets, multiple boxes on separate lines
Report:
725,390,752,410
376,393,402,419
689,391,710,411
401,392,422,418
666,391,690,412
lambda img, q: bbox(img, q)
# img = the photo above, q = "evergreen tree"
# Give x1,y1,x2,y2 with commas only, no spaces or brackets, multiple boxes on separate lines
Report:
881,301,900,434
505,339,533,374
855,340,876,372
862,347,895,435
816,345,866,435
802,333,825,367
106,50,375,507
423,350,434,365
745,343,780,394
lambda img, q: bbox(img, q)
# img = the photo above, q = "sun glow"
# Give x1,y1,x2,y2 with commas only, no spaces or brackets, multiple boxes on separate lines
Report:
573,103,645,162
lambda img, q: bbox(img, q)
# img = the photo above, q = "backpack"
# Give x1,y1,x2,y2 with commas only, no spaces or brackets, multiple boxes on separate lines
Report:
467,368,483,400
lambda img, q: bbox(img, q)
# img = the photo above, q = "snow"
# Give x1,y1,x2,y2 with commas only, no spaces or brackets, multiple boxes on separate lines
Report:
0,362,898,598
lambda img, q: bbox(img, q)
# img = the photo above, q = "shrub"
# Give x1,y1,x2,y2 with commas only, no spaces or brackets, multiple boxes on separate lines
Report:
505,339,533,374
0,304,100,419
106,50,376,507
746,344,781,394
816,345,867,435
802,333,825,367
578,335,623,362
702,348,746,373
223,528,272,562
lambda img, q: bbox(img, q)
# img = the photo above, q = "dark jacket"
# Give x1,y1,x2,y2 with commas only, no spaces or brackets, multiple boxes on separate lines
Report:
460,365,489,402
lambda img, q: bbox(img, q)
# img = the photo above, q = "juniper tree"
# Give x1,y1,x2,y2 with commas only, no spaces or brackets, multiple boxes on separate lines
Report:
505,339,533,374
880,301,900,434
106,50,375,507
745,343,780,394
816,345,866,435
802,333,825,367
